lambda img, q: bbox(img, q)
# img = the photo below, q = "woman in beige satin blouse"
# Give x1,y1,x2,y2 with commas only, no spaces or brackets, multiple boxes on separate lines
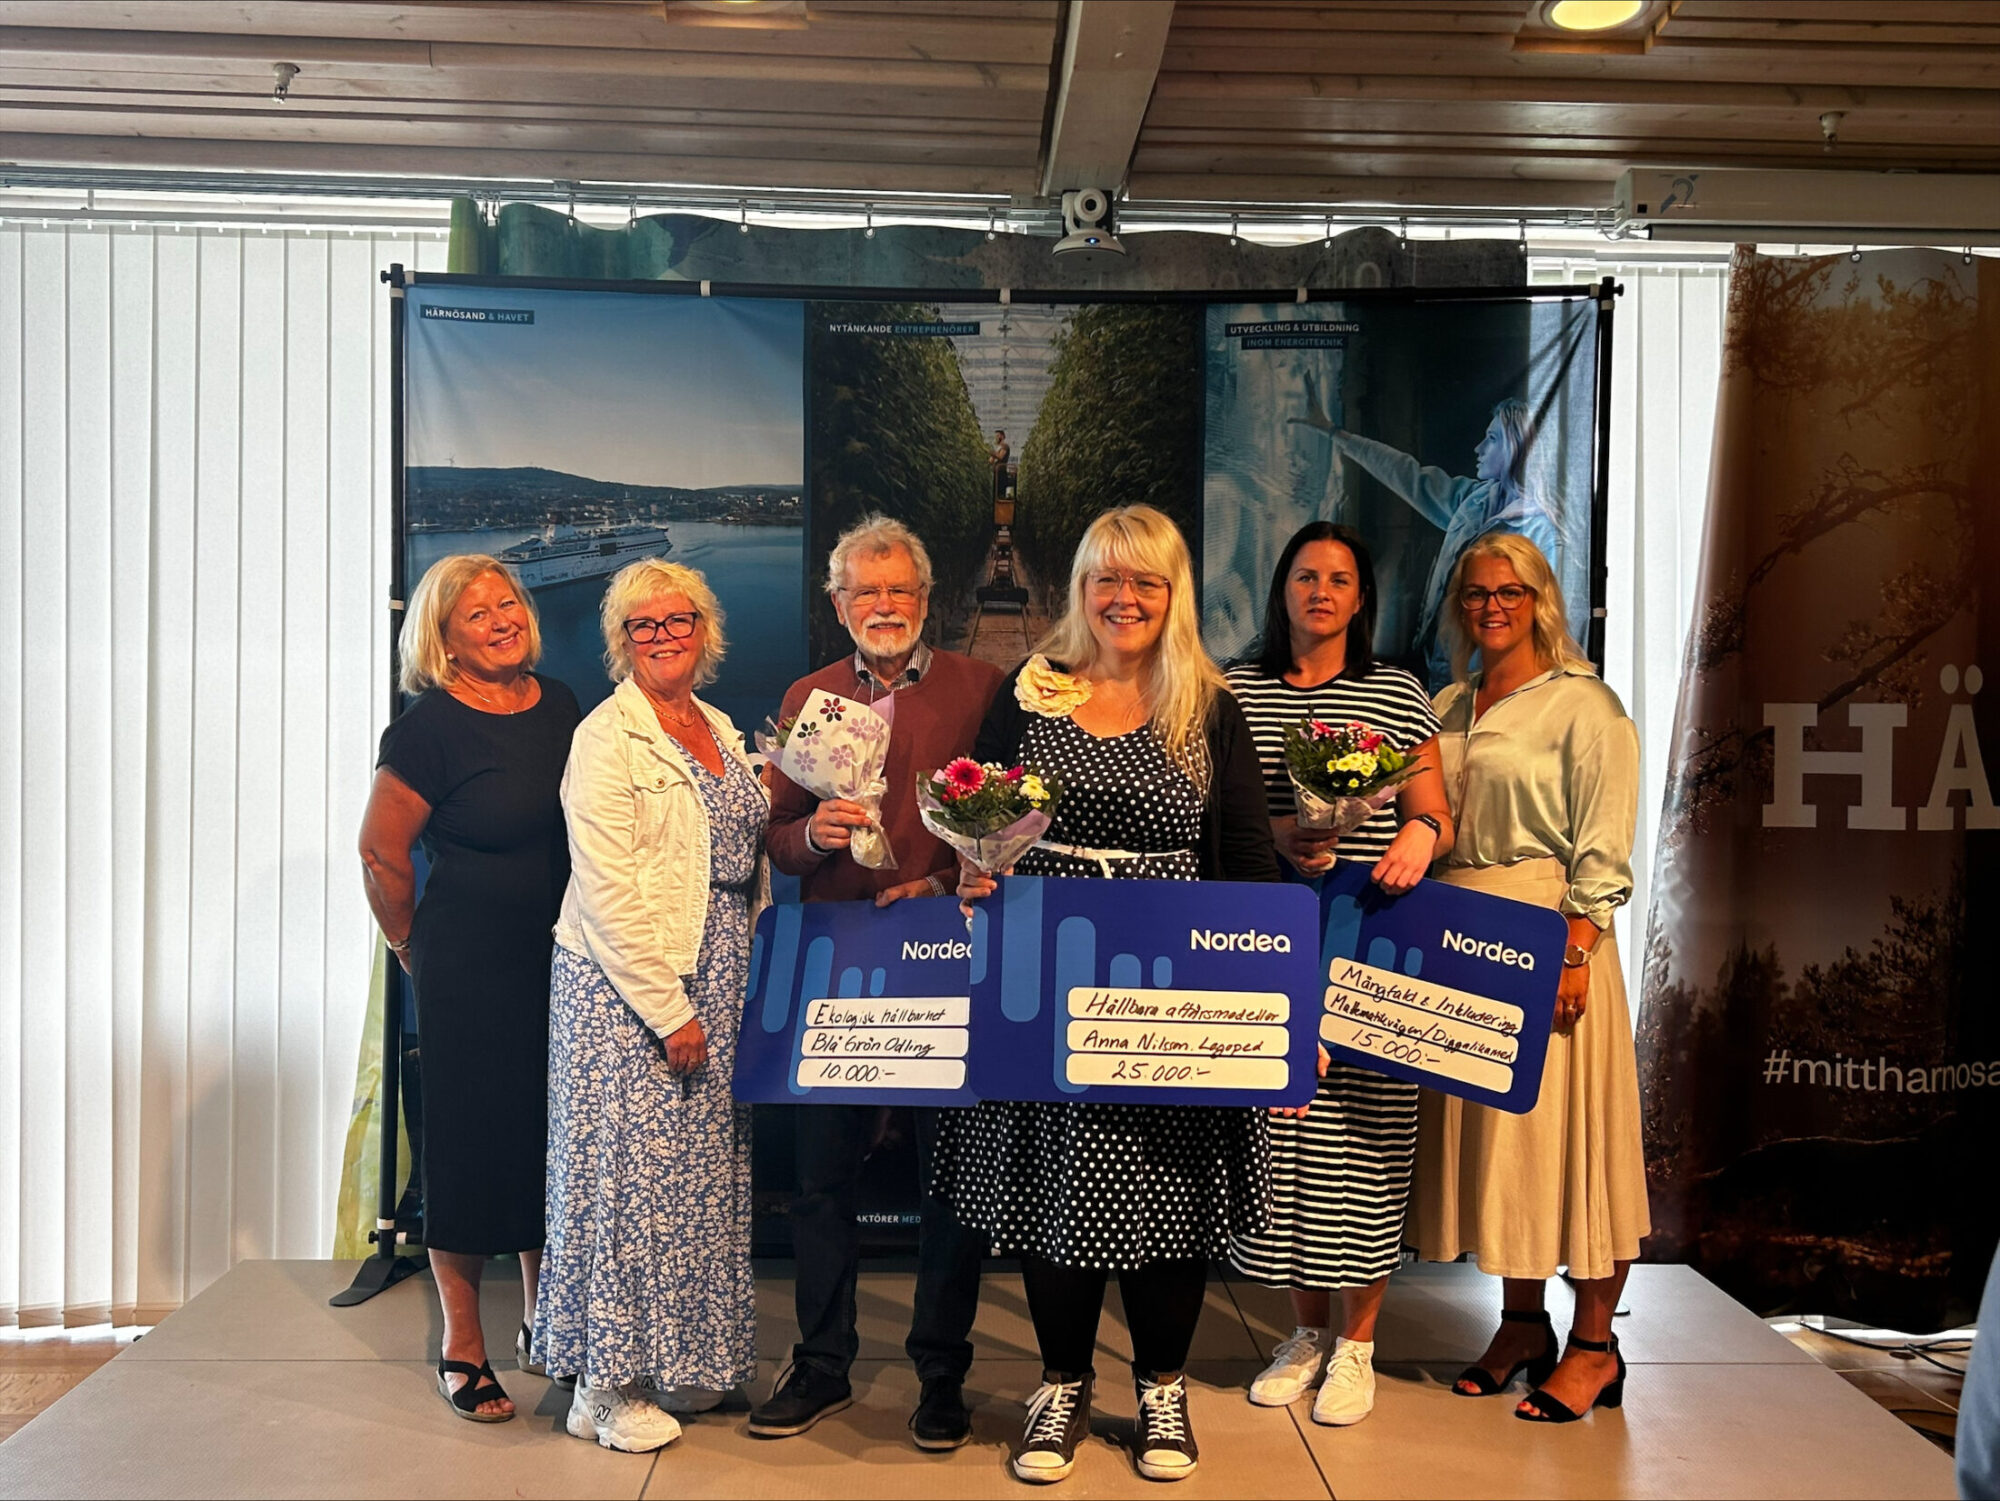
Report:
1411,531,1649,1427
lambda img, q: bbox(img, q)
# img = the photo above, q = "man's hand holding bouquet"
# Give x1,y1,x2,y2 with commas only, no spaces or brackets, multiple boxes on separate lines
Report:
757,687,898,869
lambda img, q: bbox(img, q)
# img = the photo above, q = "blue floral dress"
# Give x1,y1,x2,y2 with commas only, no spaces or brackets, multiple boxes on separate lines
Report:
534,749,764,1390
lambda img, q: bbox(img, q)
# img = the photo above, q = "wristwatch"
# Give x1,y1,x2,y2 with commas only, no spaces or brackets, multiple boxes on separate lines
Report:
1562,943,1595,968
1405,813,1442,839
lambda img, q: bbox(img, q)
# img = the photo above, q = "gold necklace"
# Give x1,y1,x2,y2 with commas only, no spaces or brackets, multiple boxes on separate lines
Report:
456,674,528,714
648,691,703,729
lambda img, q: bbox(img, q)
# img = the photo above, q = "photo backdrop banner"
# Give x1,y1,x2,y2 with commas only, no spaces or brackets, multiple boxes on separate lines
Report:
1638,248,2000,1331
397,278,1608,1250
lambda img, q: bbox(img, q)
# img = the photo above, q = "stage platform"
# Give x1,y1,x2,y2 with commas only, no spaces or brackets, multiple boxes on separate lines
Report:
0,1258,1956,1499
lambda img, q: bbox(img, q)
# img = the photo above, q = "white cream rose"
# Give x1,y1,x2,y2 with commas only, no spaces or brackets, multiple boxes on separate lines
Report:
1014,654,1093,718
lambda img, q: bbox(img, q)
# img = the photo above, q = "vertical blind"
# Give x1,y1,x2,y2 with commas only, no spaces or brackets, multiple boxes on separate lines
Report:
0,230,1721,1328
1533,257,1729,999
0,225,447,1327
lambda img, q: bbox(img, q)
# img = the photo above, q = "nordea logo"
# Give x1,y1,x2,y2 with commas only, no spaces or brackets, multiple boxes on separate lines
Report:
1189,928,1292,954
901,939,973,961
1441,928,1535,970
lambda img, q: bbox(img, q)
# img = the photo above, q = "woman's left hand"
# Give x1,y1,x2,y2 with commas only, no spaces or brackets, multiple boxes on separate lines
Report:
664,1016,708,1073
1370,820,1438,896
1270,1045,1331,1119
1553,960,1590,1033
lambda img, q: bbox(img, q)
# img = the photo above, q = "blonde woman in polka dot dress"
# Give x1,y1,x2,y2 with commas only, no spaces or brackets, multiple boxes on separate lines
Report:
943,505,1281,1485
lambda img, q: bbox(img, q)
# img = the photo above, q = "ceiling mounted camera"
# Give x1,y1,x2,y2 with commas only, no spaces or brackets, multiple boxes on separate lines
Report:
1054,187,1125,256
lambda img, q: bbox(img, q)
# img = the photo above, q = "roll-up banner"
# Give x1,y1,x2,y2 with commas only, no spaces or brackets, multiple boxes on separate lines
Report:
396,276,1609,1250
1640,249,1998,1330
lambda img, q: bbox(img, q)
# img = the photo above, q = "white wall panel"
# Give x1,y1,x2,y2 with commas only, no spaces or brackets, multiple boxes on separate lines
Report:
0,223,443,1325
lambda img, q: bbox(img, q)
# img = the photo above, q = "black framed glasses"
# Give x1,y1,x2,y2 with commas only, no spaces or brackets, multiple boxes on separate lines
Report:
622,612,701,643
1458,584,1534,611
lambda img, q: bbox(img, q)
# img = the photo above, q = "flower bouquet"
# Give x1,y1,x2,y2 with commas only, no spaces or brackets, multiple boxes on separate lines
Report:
756,687,898,869
916,757,1061,875
1281,718,1423,839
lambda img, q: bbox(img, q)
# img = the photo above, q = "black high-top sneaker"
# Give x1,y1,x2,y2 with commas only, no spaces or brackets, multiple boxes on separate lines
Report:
1133,1371,1198,1481
1013,1371,1094,1483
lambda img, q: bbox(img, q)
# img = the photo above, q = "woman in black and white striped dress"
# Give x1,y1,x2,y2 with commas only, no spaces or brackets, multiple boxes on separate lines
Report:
1224,522,1454,1428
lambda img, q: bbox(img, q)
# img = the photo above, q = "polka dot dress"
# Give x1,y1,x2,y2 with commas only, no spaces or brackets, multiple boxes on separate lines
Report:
931,714,1272,1269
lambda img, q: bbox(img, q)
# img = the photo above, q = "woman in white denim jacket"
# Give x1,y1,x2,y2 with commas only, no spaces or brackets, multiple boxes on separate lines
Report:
532,558,770,1455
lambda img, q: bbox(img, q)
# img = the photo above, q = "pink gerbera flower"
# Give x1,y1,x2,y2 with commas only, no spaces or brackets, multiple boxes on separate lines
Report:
944,757,986,795
1003,765,1025,783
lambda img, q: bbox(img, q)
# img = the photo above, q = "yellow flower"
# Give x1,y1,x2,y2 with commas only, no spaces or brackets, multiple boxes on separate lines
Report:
1020,774,1049,805
1015,654,1093,718
1333,752,1378,775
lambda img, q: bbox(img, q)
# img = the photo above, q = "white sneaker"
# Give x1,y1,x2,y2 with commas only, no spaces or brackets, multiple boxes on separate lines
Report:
1249,1326,1328,1406
635,1376,727,1414
1311,1338,1376,1427
567,1381,683,1452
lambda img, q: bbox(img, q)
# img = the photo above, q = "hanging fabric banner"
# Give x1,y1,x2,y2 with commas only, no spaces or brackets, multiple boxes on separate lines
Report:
1639,248,2000,1330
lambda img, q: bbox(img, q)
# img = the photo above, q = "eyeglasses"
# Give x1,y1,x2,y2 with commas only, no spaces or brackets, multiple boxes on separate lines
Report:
839,585,925,608
1086,571,1171,601
1458,584,1534,611
622,613,701,642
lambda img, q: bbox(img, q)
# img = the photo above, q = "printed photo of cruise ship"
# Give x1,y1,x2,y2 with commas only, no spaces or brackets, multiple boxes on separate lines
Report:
497,517,672,589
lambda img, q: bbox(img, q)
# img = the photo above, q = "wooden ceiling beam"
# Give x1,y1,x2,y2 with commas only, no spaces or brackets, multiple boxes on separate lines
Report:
0,104,1040,167
3,131,1040,194
0,4,1060,65
0,84,1046,136
1142,98,2000,142
0,65,1047,120
0,28,1053,88
1155,40,2000,90
1040,0,1177,195
1151,71,1999,110
1133,142,2000,177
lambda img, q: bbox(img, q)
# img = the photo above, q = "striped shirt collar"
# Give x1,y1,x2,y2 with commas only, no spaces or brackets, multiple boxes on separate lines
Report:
852,640,932,695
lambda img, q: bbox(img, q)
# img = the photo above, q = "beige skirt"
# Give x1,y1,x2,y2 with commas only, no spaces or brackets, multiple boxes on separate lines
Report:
1409,858,1651,1281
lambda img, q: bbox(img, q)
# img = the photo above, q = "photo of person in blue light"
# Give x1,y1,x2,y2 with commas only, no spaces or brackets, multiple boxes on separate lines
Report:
1290,371,1569,688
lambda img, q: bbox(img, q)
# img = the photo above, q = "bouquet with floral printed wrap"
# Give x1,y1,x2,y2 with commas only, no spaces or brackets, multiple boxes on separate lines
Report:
916,757,1061,874
756,687,898,869
1281,717,1422,839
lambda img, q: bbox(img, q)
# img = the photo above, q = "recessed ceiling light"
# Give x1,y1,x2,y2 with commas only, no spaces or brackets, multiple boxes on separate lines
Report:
1544,0,1647,30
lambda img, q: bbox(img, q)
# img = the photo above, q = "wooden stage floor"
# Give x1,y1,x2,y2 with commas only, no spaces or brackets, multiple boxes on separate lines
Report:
0,1258,1957,1499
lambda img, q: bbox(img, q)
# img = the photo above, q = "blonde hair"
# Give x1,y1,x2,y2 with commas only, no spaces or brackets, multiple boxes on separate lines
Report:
825,513,934,597
1035,505,1224,788
398,554,542,693
1440,532,1594,684
599,558,728,686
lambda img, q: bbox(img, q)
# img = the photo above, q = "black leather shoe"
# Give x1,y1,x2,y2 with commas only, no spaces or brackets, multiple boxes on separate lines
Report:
747,1363,854,1438
910,1375,973,1450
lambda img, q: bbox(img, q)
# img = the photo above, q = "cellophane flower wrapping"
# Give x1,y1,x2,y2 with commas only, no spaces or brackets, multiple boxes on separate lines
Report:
915,758,1059,874
1282,717,1424,837
755,688,898,869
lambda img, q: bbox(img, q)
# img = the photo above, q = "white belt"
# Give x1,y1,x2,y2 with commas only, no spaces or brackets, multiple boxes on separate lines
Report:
1034,839,1193,879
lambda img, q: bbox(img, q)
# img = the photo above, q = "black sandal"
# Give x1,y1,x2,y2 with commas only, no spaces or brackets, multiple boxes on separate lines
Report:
1516,1333,1626,1423
437,1358,514,1423
1453,1308,1558,1396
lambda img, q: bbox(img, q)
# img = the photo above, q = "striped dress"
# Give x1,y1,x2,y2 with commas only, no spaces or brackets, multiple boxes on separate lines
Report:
1223,661,1442,1290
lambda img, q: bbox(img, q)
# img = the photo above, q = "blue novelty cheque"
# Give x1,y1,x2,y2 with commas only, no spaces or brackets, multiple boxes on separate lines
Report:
968,876,1322,1107
736,896,980,1107
1313,862,1565,1114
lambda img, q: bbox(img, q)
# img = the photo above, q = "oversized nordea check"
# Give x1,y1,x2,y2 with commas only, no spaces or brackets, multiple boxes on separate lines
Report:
1314,862,1564,1114
969,876,1321,1106
736,896,979,1106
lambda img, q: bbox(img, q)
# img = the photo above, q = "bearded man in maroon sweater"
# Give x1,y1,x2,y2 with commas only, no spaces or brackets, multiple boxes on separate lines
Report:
751,514,1002,1452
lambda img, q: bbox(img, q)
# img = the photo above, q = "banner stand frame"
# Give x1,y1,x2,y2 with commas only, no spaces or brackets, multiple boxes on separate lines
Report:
333,262,430,1308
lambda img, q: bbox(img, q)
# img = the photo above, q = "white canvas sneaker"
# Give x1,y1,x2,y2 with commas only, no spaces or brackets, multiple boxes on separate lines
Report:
568,1381,684,1452
1248,1326,1329,1406
1311,1338,1376,1427
635,1376,727,1414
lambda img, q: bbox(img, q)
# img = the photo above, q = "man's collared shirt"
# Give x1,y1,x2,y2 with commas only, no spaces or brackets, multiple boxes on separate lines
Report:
851,640,932,699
